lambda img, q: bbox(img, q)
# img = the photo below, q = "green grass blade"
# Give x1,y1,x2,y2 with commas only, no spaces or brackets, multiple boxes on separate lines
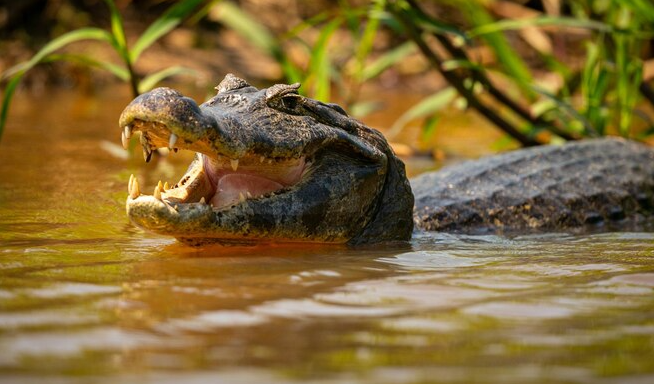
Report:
210,1,304,83
139,66,196,93
1,27,112,80
467,16,613,38
622,0,654,23
533,86,596,136
350,100,382,118
360,41,415,81
420,115,440,143
353,0,385,81
102,0,128,56
210,1,279,58
283,11,330,39
462,4,533,96
387,87,457,138
130,0,204,62
307,17,343,101
0,75,23,142
409,6,467,42
43,53,130,80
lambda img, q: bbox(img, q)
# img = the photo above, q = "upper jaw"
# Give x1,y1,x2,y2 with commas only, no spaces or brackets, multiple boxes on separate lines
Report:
119,88,219,162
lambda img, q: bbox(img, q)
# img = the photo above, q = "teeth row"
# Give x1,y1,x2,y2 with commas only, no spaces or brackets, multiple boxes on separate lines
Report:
121,126,180,162
128,175,264,207
128,175,175,201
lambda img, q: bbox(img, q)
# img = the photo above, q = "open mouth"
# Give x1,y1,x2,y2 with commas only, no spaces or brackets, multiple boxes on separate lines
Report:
123,120,310,211
117,76,413,244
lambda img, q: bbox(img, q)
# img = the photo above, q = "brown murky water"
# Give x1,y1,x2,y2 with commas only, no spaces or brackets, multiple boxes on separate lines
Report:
1,87,654,383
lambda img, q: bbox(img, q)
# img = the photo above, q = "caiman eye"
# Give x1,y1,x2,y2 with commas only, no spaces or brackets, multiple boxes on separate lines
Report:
282,96,298,110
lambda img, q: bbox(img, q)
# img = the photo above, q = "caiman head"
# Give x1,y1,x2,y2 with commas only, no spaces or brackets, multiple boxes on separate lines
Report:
119,74,413,245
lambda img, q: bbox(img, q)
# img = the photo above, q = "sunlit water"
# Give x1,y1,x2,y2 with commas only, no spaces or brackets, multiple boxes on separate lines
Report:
1,88,654,384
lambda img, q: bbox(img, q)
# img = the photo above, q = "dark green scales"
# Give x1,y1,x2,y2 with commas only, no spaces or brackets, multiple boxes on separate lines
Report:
119,74,654,245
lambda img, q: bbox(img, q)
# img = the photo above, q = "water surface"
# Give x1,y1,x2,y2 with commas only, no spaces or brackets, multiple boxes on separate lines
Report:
1,88,654,383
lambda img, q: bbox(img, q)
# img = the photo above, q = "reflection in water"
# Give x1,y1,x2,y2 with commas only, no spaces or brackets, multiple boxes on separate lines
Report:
1,88,654,383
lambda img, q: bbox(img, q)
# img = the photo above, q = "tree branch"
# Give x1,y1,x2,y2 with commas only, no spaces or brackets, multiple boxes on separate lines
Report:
406,0,577,142
389,1,541,147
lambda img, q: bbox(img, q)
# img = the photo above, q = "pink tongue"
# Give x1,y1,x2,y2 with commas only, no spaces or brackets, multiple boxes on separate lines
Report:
210,174,284,208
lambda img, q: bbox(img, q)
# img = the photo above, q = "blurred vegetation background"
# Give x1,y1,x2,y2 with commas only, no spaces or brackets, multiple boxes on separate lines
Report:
1,0,653,154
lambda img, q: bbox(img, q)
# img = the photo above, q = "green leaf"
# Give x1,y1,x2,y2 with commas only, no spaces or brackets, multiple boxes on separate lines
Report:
360,41,415,81
307,17,343,101
210,1,280,57
43,53,130,80
533,86,597,136
421,115,440,143
467,16,613,38
410,7,468,42
139,66,196,93
462,4,533,97
209,1,303,84
102,0,129,59
0,75,22,142
353,0,386,81
350,100,382,118
623,0,654,22
130,0,205,62
387,87,457,138
2,27,112,80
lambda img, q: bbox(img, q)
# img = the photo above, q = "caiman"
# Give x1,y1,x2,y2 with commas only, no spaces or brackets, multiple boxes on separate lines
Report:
119,74,654,245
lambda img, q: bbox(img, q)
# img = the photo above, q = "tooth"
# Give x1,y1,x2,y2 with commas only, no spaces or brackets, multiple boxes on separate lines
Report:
268,159,273,164
128,174,134,196
130,175,140,199
230,159,239,171
143,148,152,163
239,192,246,202
157,180,164,192
260,156,265,163
246,191,252,198
124,125,132,139
164,181,170,190
121,131,129,149
153,184,162,200
199,197,206,204
168,133,178,149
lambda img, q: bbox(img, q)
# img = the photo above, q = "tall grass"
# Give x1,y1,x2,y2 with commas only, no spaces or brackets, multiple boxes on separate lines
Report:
2,0,653,146
210,0,653,145
393,0,654,144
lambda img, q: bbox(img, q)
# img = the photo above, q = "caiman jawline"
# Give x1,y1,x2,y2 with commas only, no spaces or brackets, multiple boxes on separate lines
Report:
124,120,308,211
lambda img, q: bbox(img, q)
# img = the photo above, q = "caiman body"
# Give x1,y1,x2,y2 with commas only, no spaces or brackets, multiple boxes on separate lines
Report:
119,75,654,245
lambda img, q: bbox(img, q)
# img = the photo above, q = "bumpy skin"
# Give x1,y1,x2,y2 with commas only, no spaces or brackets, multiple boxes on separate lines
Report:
412,138,654,233
120,75,654,244
120,75,414,245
